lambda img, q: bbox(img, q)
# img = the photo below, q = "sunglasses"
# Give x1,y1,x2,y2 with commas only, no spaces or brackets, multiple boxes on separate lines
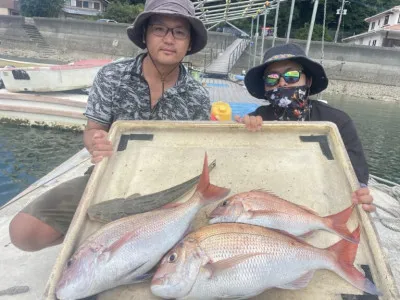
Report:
263,70,303,87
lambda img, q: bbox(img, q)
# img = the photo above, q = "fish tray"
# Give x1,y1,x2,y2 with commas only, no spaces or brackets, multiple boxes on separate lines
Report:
45,121,399,300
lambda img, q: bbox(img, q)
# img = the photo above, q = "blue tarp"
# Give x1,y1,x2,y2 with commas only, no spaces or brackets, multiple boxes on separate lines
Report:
211,102,260,119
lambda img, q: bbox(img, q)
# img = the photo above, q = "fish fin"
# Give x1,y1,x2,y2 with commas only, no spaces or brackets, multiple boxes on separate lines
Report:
249,189,286,200
196,153,230,205
298,231,315,239
204,253,264,279
116,261,150,284
328,226,381,296
297,205,319,216
101,231,138,260
127,193,141,199
276,271,315,290
324,205,358,243
250,188,273,194
133,272,154,283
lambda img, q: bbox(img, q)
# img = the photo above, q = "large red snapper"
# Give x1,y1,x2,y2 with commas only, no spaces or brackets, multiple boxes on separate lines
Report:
55,154,230,300
151,223,381,299
209,189,358,243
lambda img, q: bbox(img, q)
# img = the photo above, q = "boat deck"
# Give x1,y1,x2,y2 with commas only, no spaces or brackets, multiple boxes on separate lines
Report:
0,147,399,299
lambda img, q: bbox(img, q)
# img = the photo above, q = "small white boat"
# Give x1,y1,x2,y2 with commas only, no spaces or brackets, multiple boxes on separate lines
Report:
0,59,112,93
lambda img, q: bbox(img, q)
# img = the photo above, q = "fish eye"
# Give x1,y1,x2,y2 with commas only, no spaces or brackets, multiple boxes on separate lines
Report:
222,200,228,206
168,252,178,263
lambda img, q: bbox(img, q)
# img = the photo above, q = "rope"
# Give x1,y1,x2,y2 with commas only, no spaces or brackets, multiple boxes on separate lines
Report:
369,176,400,232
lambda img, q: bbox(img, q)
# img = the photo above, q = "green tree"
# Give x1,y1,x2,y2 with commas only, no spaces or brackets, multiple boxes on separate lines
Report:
102,2,144,24
295,23,333,42
20,0,64,17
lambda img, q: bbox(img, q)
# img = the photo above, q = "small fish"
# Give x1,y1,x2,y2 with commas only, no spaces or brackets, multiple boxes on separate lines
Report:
151,223,381,299
209,189,358,243
56,154,229,300
87,160,216,223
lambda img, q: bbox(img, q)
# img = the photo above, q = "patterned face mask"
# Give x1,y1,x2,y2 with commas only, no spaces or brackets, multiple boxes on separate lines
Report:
264,85,311,121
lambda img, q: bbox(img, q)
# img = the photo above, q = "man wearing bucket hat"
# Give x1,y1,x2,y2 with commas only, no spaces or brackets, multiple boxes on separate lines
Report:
235,43,375,213
9,0,211,252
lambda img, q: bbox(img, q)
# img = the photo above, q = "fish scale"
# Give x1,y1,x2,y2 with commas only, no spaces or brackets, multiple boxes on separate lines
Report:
151,223,380,300
209,190,358,243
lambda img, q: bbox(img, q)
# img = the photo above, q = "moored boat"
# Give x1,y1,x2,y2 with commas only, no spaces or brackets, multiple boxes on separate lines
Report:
0,59,112,93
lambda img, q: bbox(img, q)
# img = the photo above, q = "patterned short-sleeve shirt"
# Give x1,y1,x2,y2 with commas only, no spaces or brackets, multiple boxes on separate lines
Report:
84,54,210,125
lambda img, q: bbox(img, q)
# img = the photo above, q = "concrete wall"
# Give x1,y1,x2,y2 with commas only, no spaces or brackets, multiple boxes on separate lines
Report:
233,38,400,87
0,15,236,64
1,16,399,87
241,38,400,67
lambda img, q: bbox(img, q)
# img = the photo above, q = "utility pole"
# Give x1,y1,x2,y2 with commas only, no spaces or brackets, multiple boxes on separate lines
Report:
334,0,346,43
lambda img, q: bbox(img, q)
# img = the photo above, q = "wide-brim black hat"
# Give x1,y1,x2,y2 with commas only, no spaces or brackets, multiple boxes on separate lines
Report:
245,43,328,98
127,0,208,55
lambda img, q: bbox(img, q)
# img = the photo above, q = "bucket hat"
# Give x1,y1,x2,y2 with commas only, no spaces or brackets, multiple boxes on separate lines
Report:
127,0,208,55
245,43,328,98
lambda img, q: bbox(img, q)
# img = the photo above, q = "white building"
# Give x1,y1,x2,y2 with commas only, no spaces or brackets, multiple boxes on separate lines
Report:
62,0,109,17
0,0,19,16
343,6,400,48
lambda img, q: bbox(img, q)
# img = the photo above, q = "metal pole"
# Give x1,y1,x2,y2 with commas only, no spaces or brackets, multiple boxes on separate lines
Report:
334,0,346,43
250,17,254,38
305,0,319,56
253,14,260,67
248,18,254,70
272,0,281,47
260,10,268,64
206,22,221,31
286,0,296,43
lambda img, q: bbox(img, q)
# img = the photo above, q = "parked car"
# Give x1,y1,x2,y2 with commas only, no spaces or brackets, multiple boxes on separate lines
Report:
96,19,118,23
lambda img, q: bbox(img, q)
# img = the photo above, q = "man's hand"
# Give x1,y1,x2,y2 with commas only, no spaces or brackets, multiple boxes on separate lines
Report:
352,187,375,212
90,130,113,164
234,115,263,132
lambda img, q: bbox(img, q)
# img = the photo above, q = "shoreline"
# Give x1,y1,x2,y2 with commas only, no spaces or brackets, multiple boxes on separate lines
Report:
324,79,400,103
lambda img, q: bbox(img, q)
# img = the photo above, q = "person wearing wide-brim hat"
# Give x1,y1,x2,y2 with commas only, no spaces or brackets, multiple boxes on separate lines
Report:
9,0,212,254
236,43,375,213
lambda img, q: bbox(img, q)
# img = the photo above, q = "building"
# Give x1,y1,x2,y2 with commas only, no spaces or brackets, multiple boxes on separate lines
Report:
343,6,400,48
62,0,109,18
0,0,19,16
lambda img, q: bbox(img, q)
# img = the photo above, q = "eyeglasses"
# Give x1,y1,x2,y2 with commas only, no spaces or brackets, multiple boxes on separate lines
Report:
148,24,190,40
263,70,303,87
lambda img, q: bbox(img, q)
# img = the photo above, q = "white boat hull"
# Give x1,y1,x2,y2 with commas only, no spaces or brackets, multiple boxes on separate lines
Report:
0,59,111,93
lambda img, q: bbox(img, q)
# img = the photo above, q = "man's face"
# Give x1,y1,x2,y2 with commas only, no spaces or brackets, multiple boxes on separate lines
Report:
264,60,311,91
145,15,191,66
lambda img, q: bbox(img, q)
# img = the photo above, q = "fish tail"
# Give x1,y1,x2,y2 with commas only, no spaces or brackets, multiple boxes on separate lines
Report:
196,153,230,204
324,205,359,243
329,226,382,296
